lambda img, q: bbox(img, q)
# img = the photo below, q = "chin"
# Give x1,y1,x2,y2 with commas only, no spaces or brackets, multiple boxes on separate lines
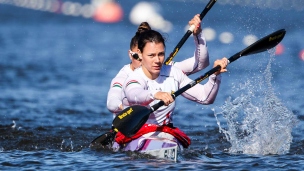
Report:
152,70,161,75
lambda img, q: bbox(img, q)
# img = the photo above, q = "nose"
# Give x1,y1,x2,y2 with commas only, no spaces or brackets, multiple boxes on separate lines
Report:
156,55,160,62
155,55,161,63
157,54,165,63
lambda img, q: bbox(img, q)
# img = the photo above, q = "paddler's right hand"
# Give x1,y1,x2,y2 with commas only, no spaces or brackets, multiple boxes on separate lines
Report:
154,92,174,106
189,14,202,35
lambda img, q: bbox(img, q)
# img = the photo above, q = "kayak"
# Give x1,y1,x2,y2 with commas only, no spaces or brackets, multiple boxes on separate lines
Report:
112,132,182,161
89,129,183,161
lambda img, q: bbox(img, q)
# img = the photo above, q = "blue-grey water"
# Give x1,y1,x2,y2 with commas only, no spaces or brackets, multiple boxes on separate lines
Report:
1,0,304,170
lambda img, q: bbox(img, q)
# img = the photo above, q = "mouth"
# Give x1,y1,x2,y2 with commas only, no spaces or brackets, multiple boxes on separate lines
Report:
152,66,161,70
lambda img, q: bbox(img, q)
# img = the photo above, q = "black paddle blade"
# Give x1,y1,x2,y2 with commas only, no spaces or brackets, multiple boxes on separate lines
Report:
112,105,152,137
90,131,116,149
229,29,286,63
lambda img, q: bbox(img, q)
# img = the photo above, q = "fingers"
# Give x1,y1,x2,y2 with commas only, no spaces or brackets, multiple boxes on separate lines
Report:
213,57,229,75
161,93,174,106
154,92,174,106
189,14,200,25
189,14,202,35
220,57,228,69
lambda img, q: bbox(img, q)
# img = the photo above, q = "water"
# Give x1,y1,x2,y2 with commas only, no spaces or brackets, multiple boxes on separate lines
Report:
214,50,299,155
1,1,304,170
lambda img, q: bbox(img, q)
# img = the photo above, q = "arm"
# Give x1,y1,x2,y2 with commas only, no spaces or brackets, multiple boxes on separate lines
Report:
172,32,209,75
178,57,228,104
123,72,157,106
106,76,125,115
181,74,221,104
172,14,209,75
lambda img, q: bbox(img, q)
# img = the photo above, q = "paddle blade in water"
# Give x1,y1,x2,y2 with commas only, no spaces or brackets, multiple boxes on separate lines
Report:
90,131,116,149
113,105,152,137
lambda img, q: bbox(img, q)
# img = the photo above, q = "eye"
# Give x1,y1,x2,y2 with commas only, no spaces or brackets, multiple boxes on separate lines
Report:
147,54,155,57
159,52,165,57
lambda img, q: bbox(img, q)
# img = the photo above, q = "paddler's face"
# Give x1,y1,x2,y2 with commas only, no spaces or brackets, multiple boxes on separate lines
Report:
138,41,165,79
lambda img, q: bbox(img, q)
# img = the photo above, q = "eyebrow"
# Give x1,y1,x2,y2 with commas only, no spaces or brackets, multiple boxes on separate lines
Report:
146,51,165,55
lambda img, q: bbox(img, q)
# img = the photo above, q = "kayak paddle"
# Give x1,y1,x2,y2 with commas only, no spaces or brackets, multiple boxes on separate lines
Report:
113,29,286,137
164,0,217,65
90,130,116,149
90,0,217,147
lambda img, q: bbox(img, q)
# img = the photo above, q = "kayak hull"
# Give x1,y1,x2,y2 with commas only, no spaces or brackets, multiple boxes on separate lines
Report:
112,132,181,161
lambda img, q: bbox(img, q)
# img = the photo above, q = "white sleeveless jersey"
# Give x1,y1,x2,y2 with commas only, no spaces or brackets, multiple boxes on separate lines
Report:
123,65,221,126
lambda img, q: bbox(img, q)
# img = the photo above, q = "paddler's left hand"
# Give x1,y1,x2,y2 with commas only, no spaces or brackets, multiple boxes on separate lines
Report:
213,57,228,75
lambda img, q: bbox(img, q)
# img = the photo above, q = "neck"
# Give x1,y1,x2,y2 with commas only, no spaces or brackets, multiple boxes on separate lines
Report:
130,63,136,71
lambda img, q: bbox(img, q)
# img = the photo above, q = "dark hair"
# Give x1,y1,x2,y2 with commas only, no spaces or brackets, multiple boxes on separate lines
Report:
137,30,166,53
130,22,151,49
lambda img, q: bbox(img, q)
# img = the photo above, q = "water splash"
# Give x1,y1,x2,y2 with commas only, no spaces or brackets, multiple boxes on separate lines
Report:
60,138,74,152
60,140,65,151
215,50,299,155
11,120,16,129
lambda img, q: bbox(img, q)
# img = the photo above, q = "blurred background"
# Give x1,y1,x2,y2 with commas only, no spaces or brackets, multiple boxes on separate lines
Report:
1,0,303,121
0,0,304,169
0,0,304,156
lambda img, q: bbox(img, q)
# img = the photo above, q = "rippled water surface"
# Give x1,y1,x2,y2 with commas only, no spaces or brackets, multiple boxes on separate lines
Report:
1,1,304,170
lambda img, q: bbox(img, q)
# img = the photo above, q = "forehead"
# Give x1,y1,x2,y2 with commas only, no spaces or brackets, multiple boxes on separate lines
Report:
142,42,165,53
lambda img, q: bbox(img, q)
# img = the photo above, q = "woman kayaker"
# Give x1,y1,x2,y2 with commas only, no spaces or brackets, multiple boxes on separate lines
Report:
107,14,209,117
113,29,228,149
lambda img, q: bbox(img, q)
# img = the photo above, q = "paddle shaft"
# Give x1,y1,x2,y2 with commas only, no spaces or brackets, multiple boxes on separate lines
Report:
164,0,217,65
151,29,286,111
150,64,221,111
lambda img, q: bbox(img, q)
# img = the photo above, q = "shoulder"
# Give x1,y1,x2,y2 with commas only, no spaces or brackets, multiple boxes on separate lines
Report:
116,64,132,77
124,68,146,88
112,64,132,81
110,64,131,85
129,67,146,80
110,75,125,88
